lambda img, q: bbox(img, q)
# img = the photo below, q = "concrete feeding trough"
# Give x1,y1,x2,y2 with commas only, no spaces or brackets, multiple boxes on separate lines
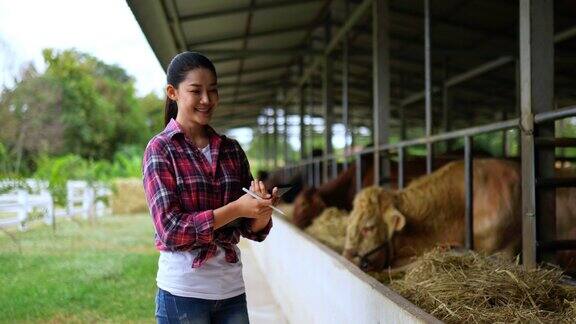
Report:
247,215,441,324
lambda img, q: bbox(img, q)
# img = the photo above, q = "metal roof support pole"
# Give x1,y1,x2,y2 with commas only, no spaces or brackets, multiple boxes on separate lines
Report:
307,77,315,159
283,88,289,167
263,116,269,169
441,58,452,153
398,76,406,191
399,75,407,143
322,11,334,184
299,60,306,160
519,0,555,268
283,108,289,167
342,0,350,170
273,107,279,169
424,0,433,174
464,136,474,250
398,146,405,189
293,0,373,99
502,111,509,157
373,0,391,186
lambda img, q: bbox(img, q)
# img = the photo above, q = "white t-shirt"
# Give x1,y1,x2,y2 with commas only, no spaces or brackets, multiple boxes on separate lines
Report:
156,144,245,300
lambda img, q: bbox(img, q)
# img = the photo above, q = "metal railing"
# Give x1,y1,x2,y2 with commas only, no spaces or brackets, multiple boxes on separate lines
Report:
278,104,576,252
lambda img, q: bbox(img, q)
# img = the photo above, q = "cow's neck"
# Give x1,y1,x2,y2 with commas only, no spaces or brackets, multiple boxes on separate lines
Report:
388,162,465,265
318,166,356,210
394,161,464,225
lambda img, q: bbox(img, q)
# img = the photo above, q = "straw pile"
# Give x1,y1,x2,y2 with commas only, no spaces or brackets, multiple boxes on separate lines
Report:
304,207,349,253
379,249,576,323
110,178,148,215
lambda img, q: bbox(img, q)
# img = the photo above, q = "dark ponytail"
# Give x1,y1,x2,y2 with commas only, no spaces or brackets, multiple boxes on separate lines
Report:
164,98,178,127
164,52,217,126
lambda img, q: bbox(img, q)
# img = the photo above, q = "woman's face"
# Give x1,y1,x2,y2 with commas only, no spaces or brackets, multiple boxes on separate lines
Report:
167,68,219,126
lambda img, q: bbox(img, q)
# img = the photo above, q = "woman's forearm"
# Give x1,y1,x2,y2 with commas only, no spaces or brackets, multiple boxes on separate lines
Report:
213,201,241,230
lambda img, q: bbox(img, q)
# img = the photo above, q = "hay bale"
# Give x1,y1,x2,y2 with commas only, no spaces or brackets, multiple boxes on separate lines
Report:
110,178,148,215
304,207,349,253
375,249,576,323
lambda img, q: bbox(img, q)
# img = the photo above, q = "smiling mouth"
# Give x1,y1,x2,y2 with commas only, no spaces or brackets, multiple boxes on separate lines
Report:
195,107,212,113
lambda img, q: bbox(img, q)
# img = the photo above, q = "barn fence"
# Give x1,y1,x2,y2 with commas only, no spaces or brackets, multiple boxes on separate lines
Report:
0,179,111,231
280,104,576,264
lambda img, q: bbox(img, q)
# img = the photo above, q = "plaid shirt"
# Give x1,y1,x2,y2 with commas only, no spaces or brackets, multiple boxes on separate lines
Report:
142,119,272,268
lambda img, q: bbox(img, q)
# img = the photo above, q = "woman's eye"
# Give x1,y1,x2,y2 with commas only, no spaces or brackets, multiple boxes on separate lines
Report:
190,90,201,94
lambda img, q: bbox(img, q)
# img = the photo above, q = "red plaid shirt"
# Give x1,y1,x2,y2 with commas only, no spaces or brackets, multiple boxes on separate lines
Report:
142,119,272,268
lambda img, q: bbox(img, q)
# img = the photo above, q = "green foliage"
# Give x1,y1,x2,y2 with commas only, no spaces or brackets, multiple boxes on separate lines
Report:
109,145,145,179
31,146,144,206
42,48,148,160
33,154,87,205
138,92,164,137
0,48,165,181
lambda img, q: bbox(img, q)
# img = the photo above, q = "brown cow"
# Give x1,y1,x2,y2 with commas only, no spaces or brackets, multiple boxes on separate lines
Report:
292,153,374,228
342,159,522,271
291,150,488,229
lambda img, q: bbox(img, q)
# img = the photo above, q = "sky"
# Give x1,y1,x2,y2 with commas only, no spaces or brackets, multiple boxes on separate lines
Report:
0,0,165,96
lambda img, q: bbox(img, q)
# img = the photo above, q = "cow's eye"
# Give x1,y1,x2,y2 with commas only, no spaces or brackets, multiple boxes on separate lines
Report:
361,225,376,235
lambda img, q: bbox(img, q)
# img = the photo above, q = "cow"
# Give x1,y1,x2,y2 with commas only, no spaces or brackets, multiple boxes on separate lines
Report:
292,153,374,228
291,149,492,229
342,159,523,271
261,148,325,203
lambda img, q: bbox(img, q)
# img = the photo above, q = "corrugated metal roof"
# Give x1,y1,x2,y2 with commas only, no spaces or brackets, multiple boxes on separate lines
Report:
127,0,576,131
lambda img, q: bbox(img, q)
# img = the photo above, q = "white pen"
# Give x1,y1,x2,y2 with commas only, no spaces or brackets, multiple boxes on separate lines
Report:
242,187,286,216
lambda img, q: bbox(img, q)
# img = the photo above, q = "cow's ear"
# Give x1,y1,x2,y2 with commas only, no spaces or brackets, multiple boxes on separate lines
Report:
385,207,406,234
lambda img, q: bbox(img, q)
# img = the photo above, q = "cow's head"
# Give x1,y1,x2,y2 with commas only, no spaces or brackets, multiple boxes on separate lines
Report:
343,186,405,271
292,187,327,229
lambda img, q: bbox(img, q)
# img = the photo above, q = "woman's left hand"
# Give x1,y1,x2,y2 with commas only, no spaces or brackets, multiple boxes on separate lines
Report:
251,180,280,206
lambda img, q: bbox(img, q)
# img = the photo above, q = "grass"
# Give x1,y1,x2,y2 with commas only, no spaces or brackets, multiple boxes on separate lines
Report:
0,214,158,323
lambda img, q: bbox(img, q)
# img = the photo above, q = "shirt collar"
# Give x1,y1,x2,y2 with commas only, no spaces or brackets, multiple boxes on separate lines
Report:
163,118,222,150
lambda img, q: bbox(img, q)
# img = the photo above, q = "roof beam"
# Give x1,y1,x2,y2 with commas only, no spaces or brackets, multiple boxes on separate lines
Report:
164,0,187,51
219,93,275,105
218,63,287,78
187,24,312,47
233,0,256,101
399,24,576,107
295,0,373,91
219,78,295,89
198,48,321,57
179,0,322,22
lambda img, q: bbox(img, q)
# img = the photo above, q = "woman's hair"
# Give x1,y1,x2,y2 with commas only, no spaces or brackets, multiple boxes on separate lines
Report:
164,52,217,126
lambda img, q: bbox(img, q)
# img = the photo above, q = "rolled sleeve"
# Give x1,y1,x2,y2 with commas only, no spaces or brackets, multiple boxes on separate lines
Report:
143,140,215,250
239,217,273,242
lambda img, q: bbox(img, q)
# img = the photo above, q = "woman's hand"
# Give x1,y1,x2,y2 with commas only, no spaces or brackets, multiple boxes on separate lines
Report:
252,180,280,207
234,180,271,219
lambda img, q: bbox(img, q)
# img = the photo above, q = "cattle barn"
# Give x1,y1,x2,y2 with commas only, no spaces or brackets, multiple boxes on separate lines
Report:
128,0,576,322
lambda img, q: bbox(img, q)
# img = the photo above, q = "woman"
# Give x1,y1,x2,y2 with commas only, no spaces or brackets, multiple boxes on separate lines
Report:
142,52,278,323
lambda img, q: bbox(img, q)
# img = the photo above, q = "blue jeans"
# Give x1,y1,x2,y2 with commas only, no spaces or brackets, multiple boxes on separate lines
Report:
155,288,250,324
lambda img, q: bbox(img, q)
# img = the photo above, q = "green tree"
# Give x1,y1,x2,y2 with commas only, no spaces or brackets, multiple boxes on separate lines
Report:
138,91,164,138
0,64,63,175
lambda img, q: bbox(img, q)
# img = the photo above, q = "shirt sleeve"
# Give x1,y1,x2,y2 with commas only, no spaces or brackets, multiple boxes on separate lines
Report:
234,140,273,241
142,140,214,250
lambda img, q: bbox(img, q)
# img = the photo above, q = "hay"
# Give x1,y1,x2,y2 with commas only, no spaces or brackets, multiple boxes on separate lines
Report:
377,249,576,323
110,178,148,215
304,207,349,253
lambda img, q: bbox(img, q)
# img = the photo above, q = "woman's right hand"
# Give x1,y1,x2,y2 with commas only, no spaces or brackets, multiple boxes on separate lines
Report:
234,182,273,219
